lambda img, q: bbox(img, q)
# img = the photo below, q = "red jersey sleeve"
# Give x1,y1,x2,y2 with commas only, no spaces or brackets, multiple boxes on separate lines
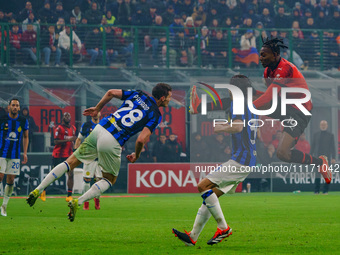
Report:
54,126,64,140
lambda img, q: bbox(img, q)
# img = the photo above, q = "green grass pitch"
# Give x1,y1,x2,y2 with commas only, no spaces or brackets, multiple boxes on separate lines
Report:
1,192,339,255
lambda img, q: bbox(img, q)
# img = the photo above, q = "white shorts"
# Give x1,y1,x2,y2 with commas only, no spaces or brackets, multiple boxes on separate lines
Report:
83,160,103,179
73,125,122,176
0,157,20,176
206,159,249,194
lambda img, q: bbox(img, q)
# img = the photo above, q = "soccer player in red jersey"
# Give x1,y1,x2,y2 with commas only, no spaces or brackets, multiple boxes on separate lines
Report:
254,37,331,183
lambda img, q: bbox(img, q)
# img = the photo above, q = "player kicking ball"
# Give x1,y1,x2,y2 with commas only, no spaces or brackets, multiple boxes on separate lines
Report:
173,75,258,246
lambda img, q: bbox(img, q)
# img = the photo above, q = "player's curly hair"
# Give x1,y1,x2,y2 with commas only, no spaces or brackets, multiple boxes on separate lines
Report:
261,36,288,55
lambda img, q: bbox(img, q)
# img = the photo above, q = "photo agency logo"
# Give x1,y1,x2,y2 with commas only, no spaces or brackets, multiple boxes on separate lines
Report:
196,82,312,128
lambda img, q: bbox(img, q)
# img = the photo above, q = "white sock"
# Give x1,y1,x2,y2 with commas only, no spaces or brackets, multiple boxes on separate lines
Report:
2,184,14,207
201,190,228,230
83,181,91,194
36,162,70,194
190,204,211,241
78,179,111,205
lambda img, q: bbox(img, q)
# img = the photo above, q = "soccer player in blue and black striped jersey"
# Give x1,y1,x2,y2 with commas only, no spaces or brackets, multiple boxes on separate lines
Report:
27,83,172,222
173,75,258,246
0,98,29,217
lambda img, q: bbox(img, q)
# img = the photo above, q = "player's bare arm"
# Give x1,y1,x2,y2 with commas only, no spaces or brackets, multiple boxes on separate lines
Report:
214,120,243,134
22,129,29,164
127,127,152,163
83,89,123,117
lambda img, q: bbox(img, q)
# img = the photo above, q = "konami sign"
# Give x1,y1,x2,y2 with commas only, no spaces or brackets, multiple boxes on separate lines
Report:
128,163,209,193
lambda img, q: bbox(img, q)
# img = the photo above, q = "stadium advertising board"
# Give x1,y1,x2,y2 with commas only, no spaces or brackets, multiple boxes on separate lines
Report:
128,163,340,193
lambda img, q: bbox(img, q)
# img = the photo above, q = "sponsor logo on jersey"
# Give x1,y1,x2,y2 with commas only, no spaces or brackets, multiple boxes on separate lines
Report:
7,132,18,141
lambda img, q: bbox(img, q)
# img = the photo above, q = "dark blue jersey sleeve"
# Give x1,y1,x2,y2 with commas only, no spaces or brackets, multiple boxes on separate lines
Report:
121,90,136,100
146,111,162,133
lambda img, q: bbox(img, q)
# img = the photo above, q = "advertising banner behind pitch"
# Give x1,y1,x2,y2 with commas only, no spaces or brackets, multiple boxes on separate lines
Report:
128,163,209,193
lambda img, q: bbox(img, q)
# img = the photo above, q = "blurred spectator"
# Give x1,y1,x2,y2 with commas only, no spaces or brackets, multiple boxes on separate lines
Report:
238,0,248,14
328,10,340,30
301,8,313,28
84,2,102,25
136,0,150,15
21,24,37,64
38,1,56,24
103,10,115,25
304,18,316,36
84,27,103,66
280,30,305,70
274,7,291,28
233,29,259,68
315,11,328,29
197,26,210,67
21,107,39,152
329,0,339,16
291,30,306,64
0,10,8,23
208,30,228,67
54,2,69,21
166,133,182,162
243,5,259,23
181,0,194,16
191,132,209,162
192,6,207,25
254,22,267,52
41,25,61,66
169,0,182,15
206,5,220,26
274,0,291,15
169,15,184,36
193,15,203,28
222,17,234,29
71,6,82,24
152,134,168,162
104,26,115,65
145,4,158,26
311,120,336,194
301,0,314,15
17,1,34,22
74,17,88,41
116,0,134,26
144,15,167,64
291,8,302,25
295,133,310,154
209,19,220,38
22,12,40,32
241,18,254,30
58,26,82,64
291,21,304,39
259,8,274,28
294,2,303,15
162,5,175,26
184,17,196,50
112,28,133,67
259,0,275,17
304,30,320,68
323,31,339,70
170,30,193,66
315,0,330,16
55,17,65,34
217,0,229,17
9,25,22,64
208,134,231,162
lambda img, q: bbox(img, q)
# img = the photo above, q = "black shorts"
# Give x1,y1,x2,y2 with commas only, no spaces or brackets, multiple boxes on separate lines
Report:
52,157,68,168
282,107,311,143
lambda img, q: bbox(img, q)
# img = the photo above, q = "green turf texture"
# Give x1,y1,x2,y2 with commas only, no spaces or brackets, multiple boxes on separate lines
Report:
0,192,339,255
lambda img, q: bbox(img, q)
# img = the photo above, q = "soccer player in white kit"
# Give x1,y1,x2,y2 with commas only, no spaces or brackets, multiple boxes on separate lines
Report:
74,112,102,210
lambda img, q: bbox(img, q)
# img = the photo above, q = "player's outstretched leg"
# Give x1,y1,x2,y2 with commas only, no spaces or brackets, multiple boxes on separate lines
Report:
318,155,332,184
172,228,197,246
68,198,79,222
26,189,40,207
207,226,233,245
189,85,201,114
1,204,7,217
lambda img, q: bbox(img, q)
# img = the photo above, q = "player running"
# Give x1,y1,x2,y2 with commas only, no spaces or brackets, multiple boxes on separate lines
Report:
173,75,258,246
74,112,102,210
27,83,172,222
190,37,331,184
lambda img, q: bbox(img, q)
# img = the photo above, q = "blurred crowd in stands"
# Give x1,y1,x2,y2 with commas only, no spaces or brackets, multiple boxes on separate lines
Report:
0,0,339,69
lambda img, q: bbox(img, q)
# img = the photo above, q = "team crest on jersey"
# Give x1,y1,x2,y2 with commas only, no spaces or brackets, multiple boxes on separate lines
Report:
18,126,22,132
